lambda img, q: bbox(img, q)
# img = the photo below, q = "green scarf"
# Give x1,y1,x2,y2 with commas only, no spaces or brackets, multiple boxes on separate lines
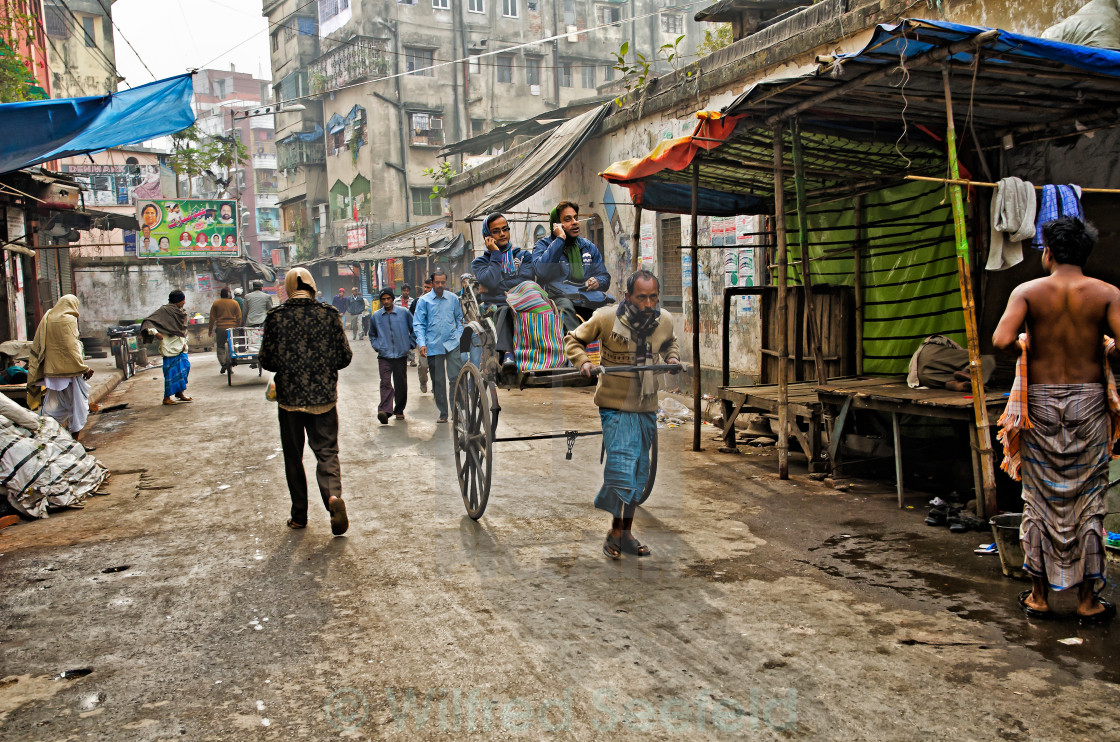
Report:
549,205,584,282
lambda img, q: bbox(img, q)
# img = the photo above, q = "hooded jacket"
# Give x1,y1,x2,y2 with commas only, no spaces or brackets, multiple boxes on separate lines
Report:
471,213,536,304
532,234,612,305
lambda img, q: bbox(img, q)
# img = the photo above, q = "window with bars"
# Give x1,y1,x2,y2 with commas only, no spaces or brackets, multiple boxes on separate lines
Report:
409,112,444,146
412,187,439,217
496,55,514,84
405,47,434,76
581,64,595,89
45,7,67,37
595,5,621,26
603,64,614,82
558,62,572,88
468,0,484,12
502,0,518,17
525,57,540,86
319,0,351,21
661,14,683,34
659,217,683,308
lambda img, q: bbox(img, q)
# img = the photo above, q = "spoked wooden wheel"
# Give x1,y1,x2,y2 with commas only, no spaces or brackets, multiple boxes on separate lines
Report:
637,434,659,505
453,362,493,519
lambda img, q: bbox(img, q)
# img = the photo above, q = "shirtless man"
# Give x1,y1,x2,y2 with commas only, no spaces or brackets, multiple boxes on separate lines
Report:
993,216,1120,623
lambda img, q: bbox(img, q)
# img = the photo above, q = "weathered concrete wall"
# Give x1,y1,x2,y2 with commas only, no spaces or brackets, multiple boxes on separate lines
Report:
73,259,230,336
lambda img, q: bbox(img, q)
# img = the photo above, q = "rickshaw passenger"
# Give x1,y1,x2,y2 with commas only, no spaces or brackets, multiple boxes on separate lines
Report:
471,212,535,372
532,200,613,333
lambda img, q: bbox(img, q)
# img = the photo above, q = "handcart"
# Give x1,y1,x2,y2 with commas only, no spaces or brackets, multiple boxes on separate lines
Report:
225,327,264,386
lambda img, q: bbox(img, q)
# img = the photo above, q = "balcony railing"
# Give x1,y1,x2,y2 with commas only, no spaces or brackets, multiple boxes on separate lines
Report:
309,37,391,95
277,138,326,170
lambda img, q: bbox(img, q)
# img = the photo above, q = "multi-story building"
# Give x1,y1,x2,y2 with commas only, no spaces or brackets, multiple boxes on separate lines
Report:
41,0,120,98
1,0,51,99
191,67,281,267
263,0,702,262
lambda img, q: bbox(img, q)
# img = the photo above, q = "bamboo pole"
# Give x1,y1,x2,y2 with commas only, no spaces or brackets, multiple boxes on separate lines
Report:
691,161,702,453
942,64,998,518
791,119,827,385
906,174,1120,193
630,206,642,273
773,127,790,479
853,194,865,375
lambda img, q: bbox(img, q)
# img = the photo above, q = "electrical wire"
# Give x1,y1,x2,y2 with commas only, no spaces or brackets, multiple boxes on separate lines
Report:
198,0,321,70
92,0,155,81
275,1,709,107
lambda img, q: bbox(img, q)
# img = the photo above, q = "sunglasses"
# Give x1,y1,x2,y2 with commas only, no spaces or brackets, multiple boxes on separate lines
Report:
491,225,511,233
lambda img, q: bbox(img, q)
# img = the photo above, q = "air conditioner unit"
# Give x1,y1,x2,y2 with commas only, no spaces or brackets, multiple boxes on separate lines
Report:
430,117,443,130
530,84,540,96
566,25,578,43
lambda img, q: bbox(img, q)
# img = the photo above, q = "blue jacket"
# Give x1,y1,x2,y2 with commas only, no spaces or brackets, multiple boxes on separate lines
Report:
368,306,415,359
471,245,536,304
531,235,612,305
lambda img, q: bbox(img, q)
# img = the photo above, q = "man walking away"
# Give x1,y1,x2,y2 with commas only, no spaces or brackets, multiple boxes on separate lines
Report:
233,287,246,325
141,290,193,406
243,280,274,328
413,268,464,423
369,288,415,424
993,216,1120,623
209,288,242,375
26,295,95,445
564,270,680,559
259,267,353,535
413,279,431,390
346,287,365,341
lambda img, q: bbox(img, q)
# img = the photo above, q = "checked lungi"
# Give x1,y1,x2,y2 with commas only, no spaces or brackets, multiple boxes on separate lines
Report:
594,408,656,516
1020,384,1110,592
162,351,190,398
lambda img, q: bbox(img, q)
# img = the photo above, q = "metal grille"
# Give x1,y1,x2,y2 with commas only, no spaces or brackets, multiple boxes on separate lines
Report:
659,217,682,307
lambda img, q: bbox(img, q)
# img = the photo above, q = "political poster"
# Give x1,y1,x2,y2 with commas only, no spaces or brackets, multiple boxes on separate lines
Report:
135,199,240,258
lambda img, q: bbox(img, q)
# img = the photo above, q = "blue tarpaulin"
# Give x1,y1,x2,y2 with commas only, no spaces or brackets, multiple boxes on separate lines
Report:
0,74,195,175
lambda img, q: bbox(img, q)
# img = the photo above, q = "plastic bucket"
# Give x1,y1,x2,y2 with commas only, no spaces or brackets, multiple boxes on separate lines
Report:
989,513,1028,580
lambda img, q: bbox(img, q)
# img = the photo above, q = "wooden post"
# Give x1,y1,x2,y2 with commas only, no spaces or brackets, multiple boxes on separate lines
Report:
791,119,827,385
630,205,643,273
853,194,864,375
773,127,790,479
942,63,997,518
690,161,702,453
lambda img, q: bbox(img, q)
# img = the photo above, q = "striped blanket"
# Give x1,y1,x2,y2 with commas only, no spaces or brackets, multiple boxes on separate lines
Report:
997,335,1120,481
505,281,567,371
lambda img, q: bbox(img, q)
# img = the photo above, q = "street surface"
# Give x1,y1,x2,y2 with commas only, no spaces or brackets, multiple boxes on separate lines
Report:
1,342,1118,740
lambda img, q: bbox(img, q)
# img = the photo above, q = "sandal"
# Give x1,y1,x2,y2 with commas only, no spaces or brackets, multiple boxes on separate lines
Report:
1079,599,1117,625
162,399,180,406
286,519,306,529
602,535,622,560
175,395,194,403
620,535,651,557
1017,590,1054,620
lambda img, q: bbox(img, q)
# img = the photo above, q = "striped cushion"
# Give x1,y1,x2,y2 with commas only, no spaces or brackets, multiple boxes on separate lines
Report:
512,309,567,371
505,280,552,314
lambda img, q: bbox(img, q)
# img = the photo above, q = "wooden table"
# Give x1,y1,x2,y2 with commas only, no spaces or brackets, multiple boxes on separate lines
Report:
717,381,830,472
815,377,1008,512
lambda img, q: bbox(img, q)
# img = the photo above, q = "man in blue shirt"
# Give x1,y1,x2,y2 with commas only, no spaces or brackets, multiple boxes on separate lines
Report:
369,288,416,424
532,200,613,333
414,267,464,423
471,212,536,372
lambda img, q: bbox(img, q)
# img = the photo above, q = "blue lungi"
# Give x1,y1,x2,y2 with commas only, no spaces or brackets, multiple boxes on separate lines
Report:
594,408,657,516
163,352,190,398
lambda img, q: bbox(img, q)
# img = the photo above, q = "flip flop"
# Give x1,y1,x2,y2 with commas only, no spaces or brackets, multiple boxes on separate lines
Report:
175,395,194,403
619,535,651,557
1017,590,1055,620
602,535,622,560
328,497,348,536
162,399,180,406
286,519,306,530
1079,599,1117,625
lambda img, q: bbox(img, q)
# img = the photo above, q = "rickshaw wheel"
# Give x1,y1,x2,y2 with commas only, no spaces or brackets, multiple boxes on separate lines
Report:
637,434,659,505
453,362,493,520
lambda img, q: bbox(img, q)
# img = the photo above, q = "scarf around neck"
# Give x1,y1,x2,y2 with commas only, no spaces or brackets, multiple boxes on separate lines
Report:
614,301,662,400
565,241,585,282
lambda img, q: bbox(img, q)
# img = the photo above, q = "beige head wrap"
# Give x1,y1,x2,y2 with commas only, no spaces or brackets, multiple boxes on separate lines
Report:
284,268,316,300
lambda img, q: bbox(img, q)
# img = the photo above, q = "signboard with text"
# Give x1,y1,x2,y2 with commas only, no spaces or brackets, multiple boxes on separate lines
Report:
346,226,367,250
135,199,240,258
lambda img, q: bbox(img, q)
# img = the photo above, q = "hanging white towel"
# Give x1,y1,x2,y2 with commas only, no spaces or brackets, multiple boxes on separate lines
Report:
987,177,1036,271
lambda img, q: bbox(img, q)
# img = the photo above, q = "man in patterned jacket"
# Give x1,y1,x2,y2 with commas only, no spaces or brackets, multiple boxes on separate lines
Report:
260,267,353,535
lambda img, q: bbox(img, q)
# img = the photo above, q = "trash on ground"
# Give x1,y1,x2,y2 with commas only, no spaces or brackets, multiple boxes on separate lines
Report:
974,543,998,555
1057,637,1084,646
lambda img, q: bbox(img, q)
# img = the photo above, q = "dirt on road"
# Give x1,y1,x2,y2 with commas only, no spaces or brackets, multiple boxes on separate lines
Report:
1,345,1117,740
